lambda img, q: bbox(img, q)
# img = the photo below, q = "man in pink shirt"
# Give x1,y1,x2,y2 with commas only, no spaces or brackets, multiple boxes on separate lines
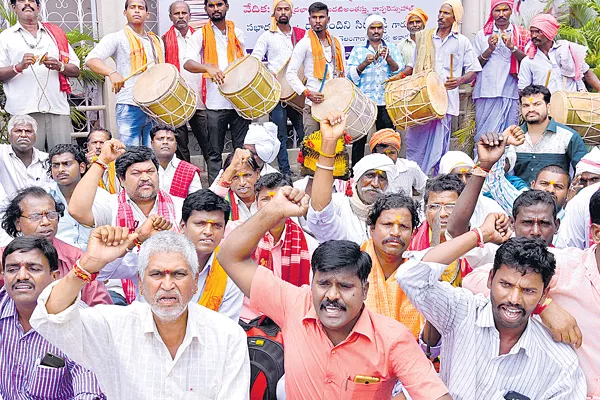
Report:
217,110,450,400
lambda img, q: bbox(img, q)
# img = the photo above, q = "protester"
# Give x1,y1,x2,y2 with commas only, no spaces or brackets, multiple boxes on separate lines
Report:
85,128,121,194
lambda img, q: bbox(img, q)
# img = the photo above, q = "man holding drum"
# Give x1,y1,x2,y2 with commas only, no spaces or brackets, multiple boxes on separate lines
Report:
398,0,480,176
184,0,249,185
286,2,346,139
252,0,305,181
86,0,164,147
347,14,402,166
472,0,528,155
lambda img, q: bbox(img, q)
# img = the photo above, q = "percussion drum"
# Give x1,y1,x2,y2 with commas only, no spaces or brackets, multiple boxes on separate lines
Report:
311,78,376,142
276,60,306,113
384,69,448,130
219,55,281,120
133,63,197,128
550,90,600,145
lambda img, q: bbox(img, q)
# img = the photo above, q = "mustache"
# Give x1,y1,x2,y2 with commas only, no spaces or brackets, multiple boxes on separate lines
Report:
361,187,383,194
320,299,347,311
137,181,155,189
383,236,405,246
12,280,34,289
155,288,182,302
499,302,525,313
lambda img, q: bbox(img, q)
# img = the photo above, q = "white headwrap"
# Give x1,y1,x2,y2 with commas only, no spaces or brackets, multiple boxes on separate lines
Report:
365,14,385,30
352,153,397,186
576,147,600,176
439,151,475,174
244,122,281,164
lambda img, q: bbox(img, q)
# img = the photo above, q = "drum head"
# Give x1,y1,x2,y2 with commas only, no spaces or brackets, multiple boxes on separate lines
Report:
550,91,569,124
425,72,449,116
220,56,260,94
133,64,178,104
277,60,305,99
311,78,354,120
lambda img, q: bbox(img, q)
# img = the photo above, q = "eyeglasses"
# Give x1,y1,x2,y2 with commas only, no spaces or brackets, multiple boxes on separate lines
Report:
426,203,456,212
20,211,60,222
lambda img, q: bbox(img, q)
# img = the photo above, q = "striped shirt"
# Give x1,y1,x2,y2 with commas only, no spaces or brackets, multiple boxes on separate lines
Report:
0,289,104,399
396,250,588,400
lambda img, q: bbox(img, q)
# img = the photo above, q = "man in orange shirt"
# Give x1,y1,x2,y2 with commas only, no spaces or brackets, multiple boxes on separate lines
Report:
217,112,451,400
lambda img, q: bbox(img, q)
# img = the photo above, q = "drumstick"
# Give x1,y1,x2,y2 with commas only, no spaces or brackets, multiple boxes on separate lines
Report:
545,70,552,87
123,61,153,83
449,54,454,79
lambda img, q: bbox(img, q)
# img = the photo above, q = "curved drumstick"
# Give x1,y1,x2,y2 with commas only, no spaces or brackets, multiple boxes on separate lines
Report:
123,61,154,83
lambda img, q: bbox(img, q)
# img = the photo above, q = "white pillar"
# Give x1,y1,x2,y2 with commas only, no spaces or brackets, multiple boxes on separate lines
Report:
462,0,487,39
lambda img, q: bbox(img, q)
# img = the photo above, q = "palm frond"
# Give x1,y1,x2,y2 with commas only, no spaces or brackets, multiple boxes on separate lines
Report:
0,3,17,27
557,25,589,45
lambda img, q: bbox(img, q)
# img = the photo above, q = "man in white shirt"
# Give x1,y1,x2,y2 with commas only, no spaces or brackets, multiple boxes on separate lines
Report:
252,0,305,178
285,2,346,138
398,0,481,175
85,0,164,147
473,0,528,155
162,1,207,163
31,229,250,399
0,0,80,150
0,114,53,198
518,13,600,93
397,216,587,399
183,0,249,185
150,125,202,198
47,143,112,250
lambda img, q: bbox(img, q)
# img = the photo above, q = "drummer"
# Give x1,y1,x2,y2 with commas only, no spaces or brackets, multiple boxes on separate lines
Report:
85,0,164,147
183,0,249,185
347,14,402,165
251,0,306,181
518,14,600,94
286,2,346,139
398,0,480,176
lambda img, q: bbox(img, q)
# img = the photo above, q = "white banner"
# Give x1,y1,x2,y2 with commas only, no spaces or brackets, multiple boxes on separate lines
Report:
158,0,446,52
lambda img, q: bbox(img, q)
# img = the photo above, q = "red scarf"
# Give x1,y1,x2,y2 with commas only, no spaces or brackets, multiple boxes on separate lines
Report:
226,189,240,221
169,160,201,198
253,218,311,286
162,25,195,71
116,189,178,304
41,22,72,94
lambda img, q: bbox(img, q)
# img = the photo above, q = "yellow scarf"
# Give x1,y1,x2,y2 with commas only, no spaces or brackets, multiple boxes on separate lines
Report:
362,239,424,338
201,20,244,78
124,25,164,73
198,247,229,312
429,229,462,287
308,29,344,80
98,161,117,194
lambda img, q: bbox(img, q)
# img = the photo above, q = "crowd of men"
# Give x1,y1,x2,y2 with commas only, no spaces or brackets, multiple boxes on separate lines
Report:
0,0,599,399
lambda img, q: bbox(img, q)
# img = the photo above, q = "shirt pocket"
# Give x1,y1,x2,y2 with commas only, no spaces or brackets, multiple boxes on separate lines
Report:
343,378,390,400
26,365,70,399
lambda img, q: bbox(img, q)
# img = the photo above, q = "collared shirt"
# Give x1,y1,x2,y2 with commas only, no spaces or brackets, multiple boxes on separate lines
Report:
97,251,244,322
0,22,79,115
286,35,347,106
397,250,587,399
508,118,588,183
249,267,448,400
408,31,481,116
86,29,163,106
555,181,600,249
50,183,113,250
397,36,416,67
307,193,370,245
184,23,246,110
0,289,104,400
31,282,250,400
158,156,203,196
0,144,52,198
473,25,519,100
391,158,428,198
519,40,589,93
252,27,296,74
91,190,184,227
347,40,403,105
171,27,204,109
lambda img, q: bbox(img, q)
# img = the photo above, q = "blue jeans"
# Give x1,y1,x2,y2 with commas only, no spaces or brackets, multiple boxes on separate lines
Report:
270,103,304,176
116,103,155,147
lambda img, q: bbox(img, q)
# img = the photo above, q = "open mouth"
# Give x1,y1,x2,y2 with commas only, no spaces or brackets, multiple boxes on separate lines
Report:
13,282,34,291
500,305,524,321
158,295,179,305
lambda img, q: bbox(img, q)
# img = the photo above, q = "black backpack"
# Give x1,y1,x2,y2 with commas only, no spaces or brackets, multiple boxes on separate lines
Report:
239,316,285,400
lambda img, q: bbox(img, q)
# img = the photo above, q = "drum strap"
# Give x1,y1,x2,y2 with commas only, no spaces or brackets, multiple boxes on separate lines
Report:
414,28,436,74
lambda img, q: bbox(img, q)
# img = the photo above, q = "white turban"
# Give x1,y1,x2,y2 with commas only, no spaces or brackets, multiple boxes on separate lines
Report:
439,151,474,174
244,122,281,164
352,153,397,187
576,147,600,176
365,14,385,30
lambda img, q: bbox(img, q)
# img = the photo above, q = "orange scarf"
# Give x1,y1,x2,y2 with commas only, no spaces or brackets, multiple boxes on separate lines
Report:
307,29,344,80
98,161,117,194
198,247,229,312
201,20,244,78
124,25,164,72
361,239,424,338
